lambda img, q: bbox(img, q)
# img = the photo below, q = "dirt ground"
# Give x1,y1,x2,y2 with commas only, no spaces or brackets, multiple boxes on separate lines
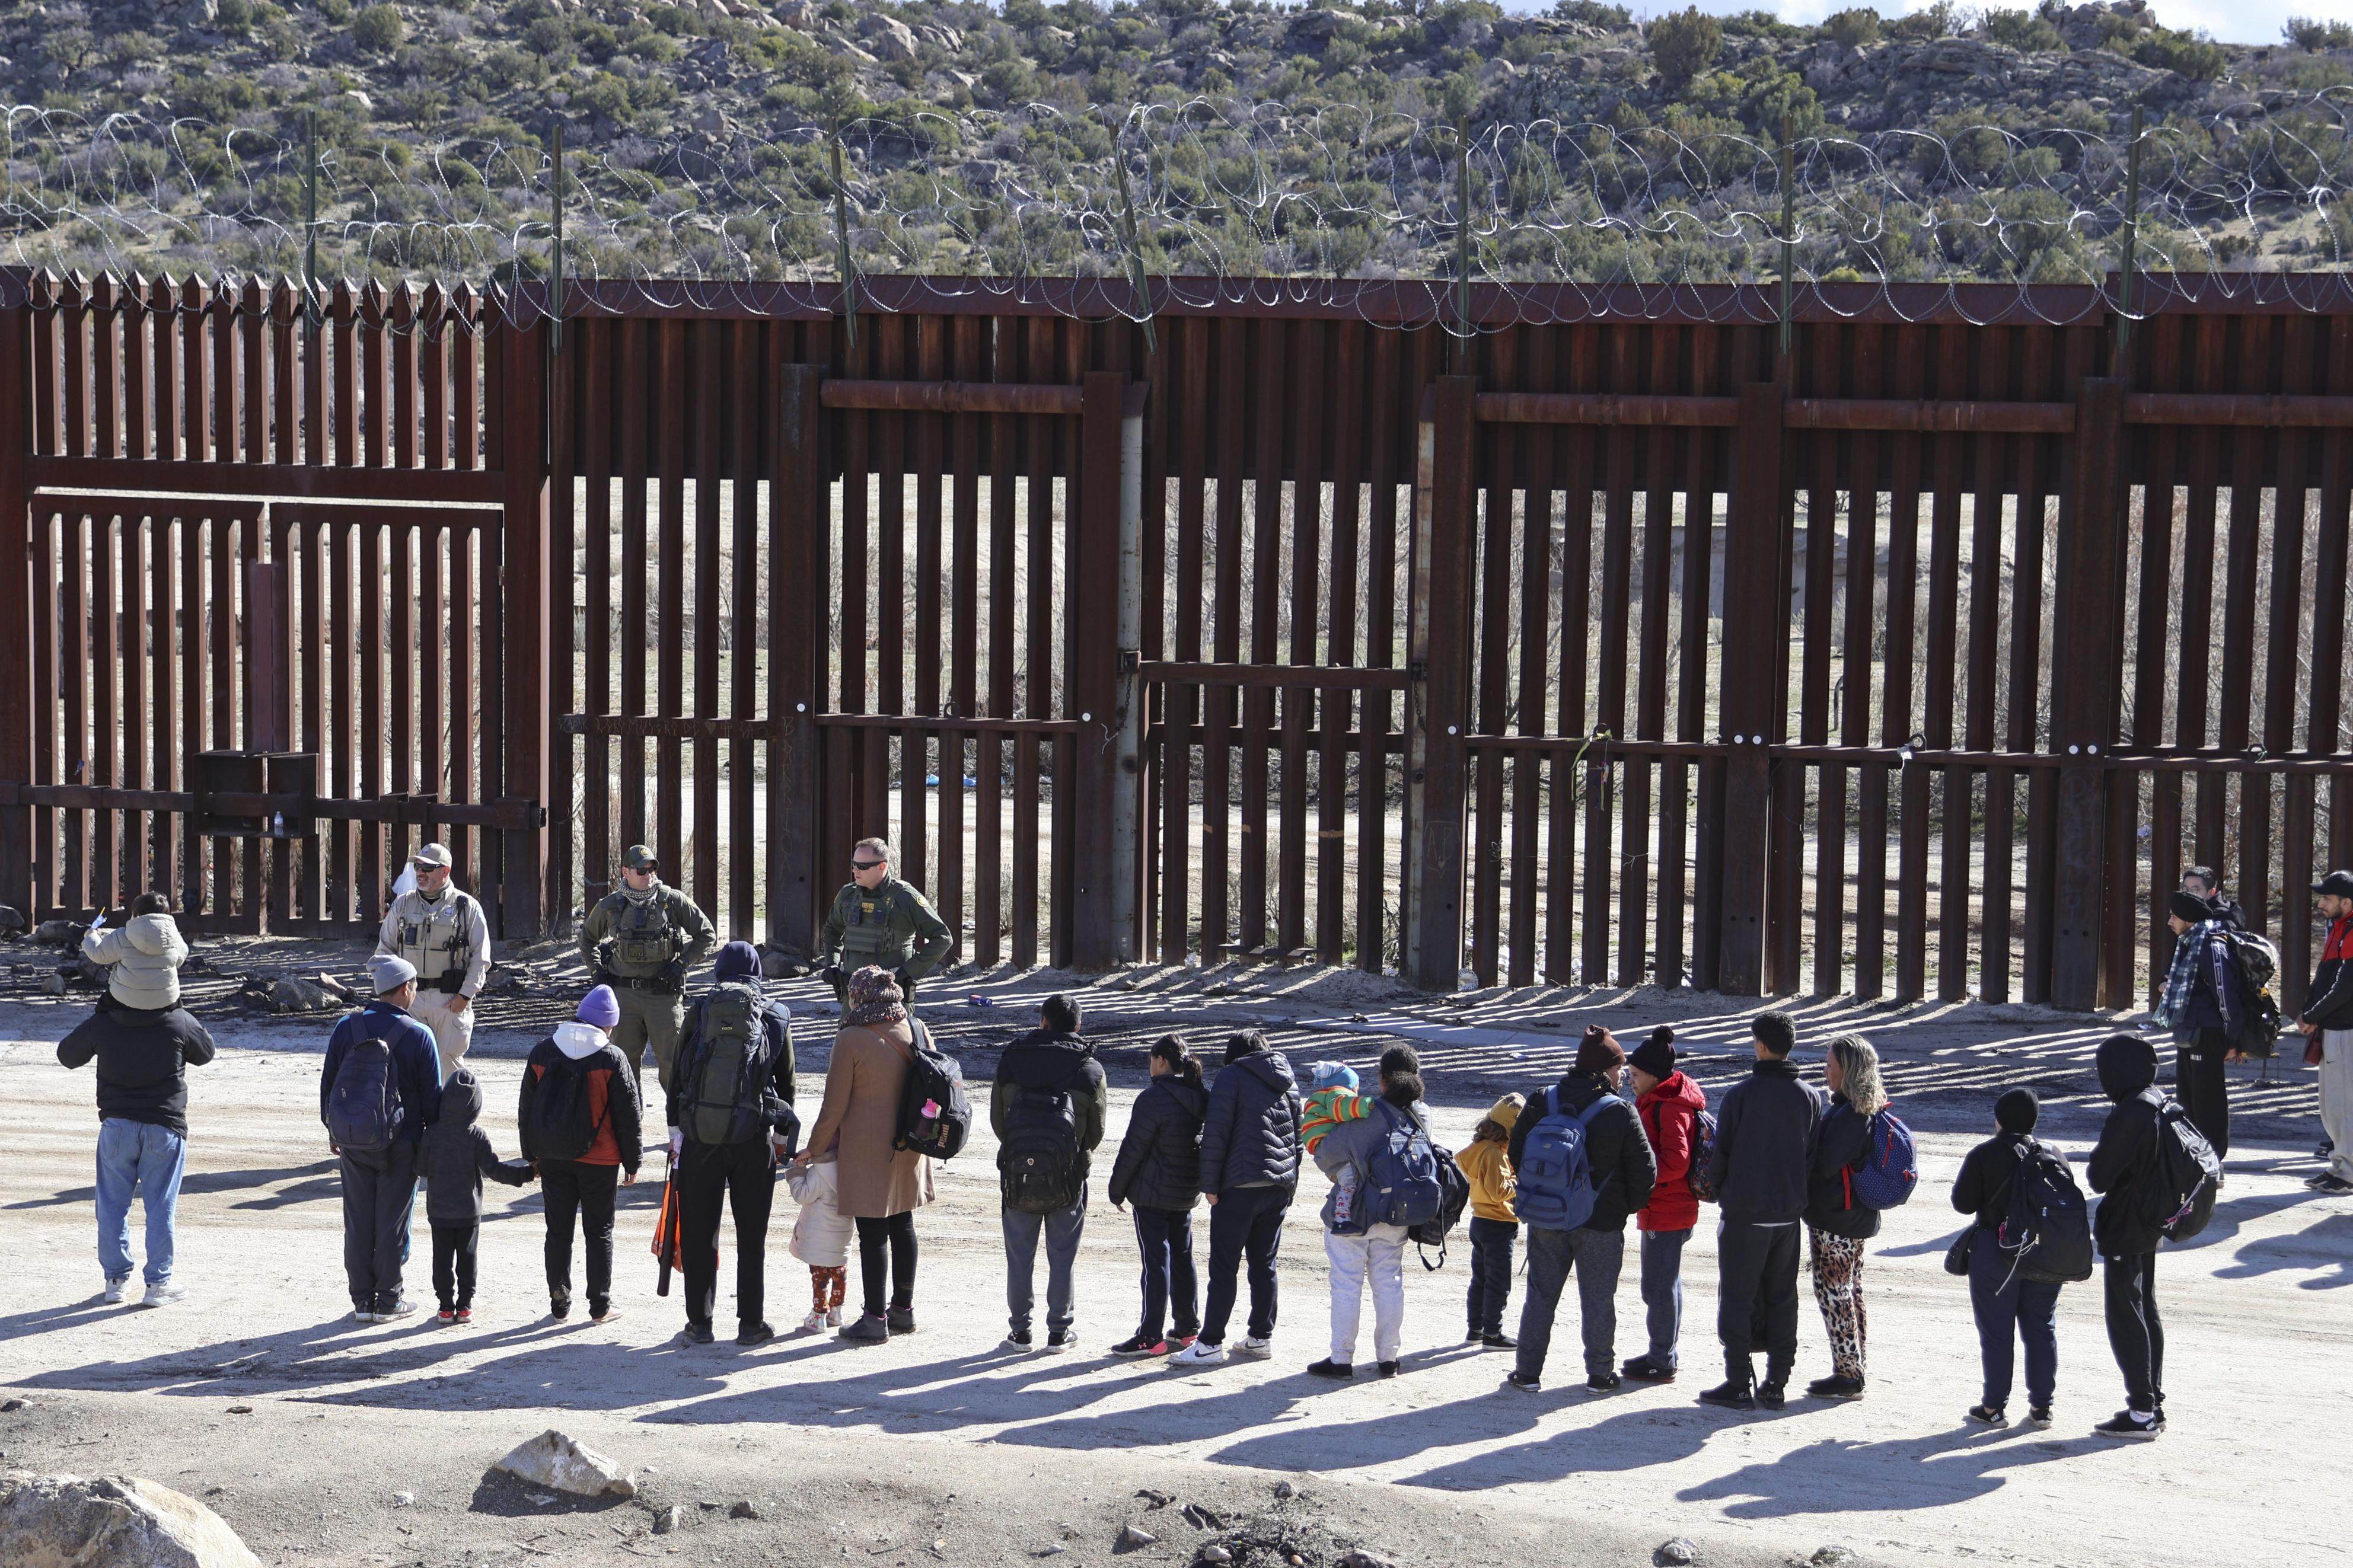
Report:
3,947,2349,1568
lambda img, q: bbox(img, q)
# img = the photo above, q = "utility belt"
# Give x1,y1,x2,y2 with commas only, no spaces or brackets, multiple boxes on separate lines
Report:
410,967,467,997
607,972,683,996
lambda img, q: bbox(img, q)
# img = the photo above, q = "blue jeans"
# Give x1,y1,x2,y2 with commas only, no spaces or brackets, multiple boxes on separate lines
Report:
1640,1227,1691,1368
1003,1186,1088,1336
95,1119,187,1286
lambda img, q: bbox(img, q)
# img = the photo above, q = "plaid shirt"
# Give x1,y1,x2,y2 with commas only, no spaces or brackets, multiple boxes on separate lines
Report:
2155,919,2234,1034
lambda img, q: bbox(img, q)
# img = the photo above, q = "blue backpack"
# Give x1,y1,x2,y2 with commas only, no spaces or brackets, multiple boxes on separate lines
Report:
1355,1101,1446,1231
1845,1106,1919,1211
326,1030,403,1156
1515,1088,1610,1229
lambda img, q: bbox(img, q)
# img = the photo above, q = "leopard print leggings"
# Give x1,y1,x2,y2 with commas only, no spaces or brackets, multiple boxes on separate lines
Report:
1809,1230,1868,1381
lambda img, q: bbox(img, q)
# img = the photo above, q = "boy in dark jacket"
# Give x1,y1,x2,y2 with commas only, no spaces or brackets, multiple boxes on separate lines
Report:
1503,1027,1657,1394
2297,870,2353,1191
519,985,643,1324
58,997,216,1305
1701,1010,1826,1410
321,956,446,1323
2087,1034,2170,1439
1170,1030,1303,1367
1952,1087,2062,1428
419,1065,534,1324
1107,1035,1208,1355
990,994,1109,1352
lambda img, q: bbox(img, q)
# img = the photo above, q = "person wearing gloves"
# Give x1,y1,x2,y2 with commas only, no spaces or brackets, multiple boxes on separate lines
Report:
665,942,798,1346
1458,1093,1523,1350
1625,1026,1706,1383
1952,1087,2064,1428
320,955,445,1324
81,892,189,1013
817,838,956,1005
519,985,642,1326
376,841,491,1078
417,1065,534,1326
1308,1046,1431,1379
579,843,718,1098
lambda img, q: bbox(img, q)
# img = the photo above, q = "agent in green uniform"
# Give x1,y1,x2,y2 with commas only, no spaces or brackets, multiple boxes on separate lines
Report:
819,837,956,1005
579,845,718,1097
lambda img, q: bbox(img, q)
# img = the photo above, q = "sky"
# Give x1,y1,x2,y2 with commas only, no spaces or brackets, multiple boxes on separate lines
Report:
1619,0,2345,47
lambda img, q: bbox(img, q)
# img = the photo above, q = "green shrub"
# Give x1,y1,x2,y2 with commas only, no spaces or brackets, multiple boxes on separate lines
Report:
351,2,405,50
2131,27,2226,79
2285,16,2353,50
1987,10,2062,51
1649,7,1722,91
1822,8,1879,47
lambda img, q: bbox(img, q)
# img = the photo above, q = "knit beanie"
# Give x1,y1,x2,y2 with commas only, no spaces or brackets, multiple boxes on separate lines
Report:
578,983,621,1030
2169,889,2213,925
1628,1026,1677,1082
1486,1092,1526,1132
1575,1024,1626,1075
1995,1087,2040,1135
1307,1061,1359,1094
714,940,761,983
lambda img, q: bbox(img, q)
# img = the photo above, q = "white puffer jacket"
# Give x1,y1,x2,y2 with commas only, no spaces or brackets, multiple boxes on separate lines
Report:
786,1155,853,1268
82,914,189,1011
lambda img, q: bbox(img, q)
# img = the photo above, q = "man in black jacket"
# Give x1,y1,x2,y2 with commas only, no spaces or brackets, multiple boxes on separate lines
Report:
665,941,797,1346
1171,1030,1302,1367
991,994,1108,1352
2297,870,2353,1192
1701,1010,1825,1410
2087,1033,2170,1439
57,997,217,1306
1502,1027,1657,1394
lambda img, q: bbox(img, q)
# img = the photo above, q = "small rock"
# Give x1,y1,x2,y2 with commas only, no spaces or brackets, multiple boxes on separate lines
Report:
1811,1551,1861,1568
729,1499,760,1519
491,1430,637,1500
1659,1541,1698,1567
1115,1523,1157,1550
1338,1554,1396,1568
224,1406,252,1416
390,1492,415,1509
1032,1550,1067,1560
0,1400,24,1413
31,918,87,946
652,1505,682,1535
1272,1479,1295,1499
0,904,26,937
1200,1550,1232,1566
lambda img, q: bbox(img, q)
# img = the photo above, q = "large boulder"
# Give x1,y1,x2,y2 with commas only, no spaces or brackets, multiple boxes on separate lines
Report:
0,1471,262,1568
491,1432,636,1500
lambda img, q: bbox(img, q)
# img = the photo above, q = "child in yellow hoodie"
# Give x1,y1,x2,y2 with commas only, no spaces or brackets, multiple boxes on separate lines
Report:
1458,1093,1524,1349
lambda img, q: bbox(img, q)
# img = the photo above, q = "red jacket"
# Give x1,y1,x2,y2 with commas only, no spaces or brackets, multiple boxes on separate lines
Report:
1635,1071,1708,1233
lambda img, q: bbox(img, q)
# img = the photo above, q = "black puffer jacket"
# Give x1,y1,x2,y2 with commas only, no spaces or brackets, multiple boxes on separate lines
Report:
2089,1035,2168,1258
419,1068,534,1223
1706,1058,1826,1225
56,1004,217,1138
1507,1072,1657,1232
1108,1076,1209,1212
1198,1048,1303,1197
1951,1132,2036,1231
1804,1096,1883,1240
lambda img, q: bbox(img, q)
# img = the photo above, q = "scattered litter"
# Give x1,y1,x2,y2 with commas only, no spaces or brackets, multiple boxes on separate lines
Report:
391,1492,416,1509
225,1406,253,1416
1657,1538,1697,1565
651,1507,681,1535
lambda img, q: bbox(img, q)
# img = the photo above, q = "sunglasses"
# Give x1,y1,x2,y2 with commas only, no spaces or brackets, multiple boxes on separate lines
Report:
852,859,885,871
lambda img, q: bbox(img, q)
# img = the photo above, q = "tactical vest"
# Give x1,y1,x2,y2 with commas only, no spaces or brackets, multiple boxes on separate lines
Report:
392,890,476,981
839,885,910,966
609,890,676,973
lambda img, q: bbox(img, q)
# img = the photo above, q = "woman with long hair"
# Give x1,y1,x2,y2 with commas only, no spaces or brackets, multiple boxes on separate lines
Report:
1804,1033,1887,1400
1105,1034,1209,1356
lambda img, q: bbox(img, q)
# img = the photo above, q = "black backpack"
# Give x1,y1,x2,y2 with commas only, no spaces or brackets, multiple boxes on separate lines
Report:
326,1030,402,1156
893,1021,970,1161
1999,1139,2094,1285
999,1078,1086,1215
1411,1144,1474,1271
683,983,763,1147
2148,1100,2223,1243
525,1050,607,1163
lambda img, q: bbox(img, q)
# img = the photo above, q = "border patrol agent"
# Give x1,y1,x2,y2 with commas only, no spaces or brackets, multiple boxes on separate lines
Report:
375,842,490,1078
578,844,718,1097
819,836,955,1005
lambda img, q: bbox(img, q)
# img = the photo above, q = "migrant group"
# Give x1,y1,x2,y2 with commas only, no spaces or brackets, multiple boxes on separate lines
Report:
50,839,2353,1448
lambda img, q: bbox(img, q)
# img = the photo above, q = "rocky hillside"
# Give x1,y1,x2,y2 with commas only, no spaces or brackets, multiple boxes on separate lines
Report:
2,0,2349,284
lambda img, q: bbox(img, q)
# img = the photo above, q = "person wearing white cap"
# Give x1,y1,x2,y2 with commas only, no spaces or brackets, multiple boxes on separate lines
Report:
321,954,445,1323
377,842,491,1078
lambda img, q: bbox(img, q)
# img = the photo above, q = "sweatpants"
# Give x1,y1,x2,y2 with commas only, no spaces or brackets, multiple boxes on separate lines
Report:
678,1137,776,1331
1808,1228,1870,1381
855,1212,918,1318
540,1159,620,1312
1465,1216,1517,1336
2176,1029,2231,1159
1130,1205,1199,1343
431,1221,479,1312
1200,1184,1290,1346
1968,1227,2059,1411
1717,1219,1802,1385
1324,1222,1409,1365
612,985,687,1100
1003,1187,1088,1336
409,991,474,1080
339,1142,419,1314
1515,1225,1625,1381
1638,1226,1692,1368
2103,1250,2165,1411
2319,1029,2353,1184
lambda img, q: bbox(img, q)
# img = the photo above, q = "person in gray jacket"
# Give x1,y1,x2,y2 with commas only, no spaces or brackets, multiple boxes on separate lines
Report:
1169,1030,1302,1368
417,1066,534,1324
1701,1010,1826,1411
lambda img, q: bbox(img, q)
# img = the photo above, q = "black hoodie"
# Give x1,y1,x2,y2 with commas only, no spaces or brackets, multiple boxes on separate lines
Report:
1199,1048,1304,1196
419,1067,534,1224
2088,1036,2168,1258
56,1004,216,1138
1108,1075,1209,1212
989,1029,1109,1174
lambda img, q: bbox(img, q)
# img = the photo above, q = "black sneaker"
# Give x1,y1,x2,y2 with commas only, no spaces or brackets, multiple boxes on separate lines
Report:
1479,1330,1517,1350
2307,1174,2353,1193
1003,1329,1034,1352
1966,1404,2008,1428
1465,1327,1484,1343
1621,1355,1676,1384
1586,1371,1622,1392
1306,1358,1355,1379
681,1321,716,1346
1109,1334,1159,1356
1756,1381,1787,1411
549,1296,572,1321
1699,1379,1756,1410
1807,1374,1866,1400
1376,1361,1399,1378
736,1321,776,1347
2095,1407,2164,1440
1046,1328,1077,1352
2025,1406,2054,1429
1503,1369,1542,1393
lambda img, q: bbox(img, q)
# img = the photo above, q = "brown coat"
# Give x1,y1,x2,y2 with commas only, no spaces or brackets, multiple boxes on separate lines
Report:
804,1019,936,1220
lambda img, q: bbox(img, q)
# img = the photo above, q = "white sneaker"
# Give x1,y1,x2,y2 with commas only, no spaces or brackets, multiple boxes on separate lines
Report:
380,1298,419,1321
1168,1338,1228,1368
1234,1335,1273,1358
825,1307,843,1329
796,1310,828,1335
101,1276,130,1304
141,1281,186,1308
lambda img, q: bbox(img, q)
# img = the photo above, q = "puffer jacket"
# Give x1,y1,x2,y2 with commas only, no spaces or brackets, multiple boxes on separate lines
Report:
1634,1070,1707,1233
1198,1048,1303,1197
82,914,189,1011
1508,1072,1657,1232
56,1003,216,1138
1804,1096,1884,1240
1706,1058,1826,1225
786,1156,854,1269
419,1066,533,1223
2089,1034,2168,1258
1312,1096,1432,1231
1108,1075,1207,1212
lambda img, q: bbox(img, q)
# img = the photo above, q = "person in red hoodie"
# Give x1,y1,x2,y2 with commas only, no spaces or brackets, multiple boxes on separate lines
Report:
519,985,643,1324
1624,1026,1706,1383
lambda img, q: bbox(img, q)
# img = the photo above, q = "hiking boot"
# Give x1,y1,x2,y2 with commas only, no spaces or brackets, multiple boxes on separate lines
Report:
1376,1361,1400,1378
1621,1355,1676,1384
140,1281,186,1308
1003,1329,1034,1352
2095,1407,2164,1440
1168,1338,1227,1368
1046,1328,1078,1352
1480,1331,1517,1351
1755,1381,1787,1411
736,1321,776,1347
885,1306,917,1336
434,1309,458,1328
681,1321,716,1346
1307,1358,1355,1379
839,1314,890,1345
1966,1404,2009,1428
1234,1334,1273,1358
1586,1371,1622,1393
1502,1370,1542,1394
1109,1334,1164,1357
1698,1379,1756,1410
101,1276,130,1305
2025,1406,2054,1429
589,1302,623,1325
1808,1374,1866,1401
